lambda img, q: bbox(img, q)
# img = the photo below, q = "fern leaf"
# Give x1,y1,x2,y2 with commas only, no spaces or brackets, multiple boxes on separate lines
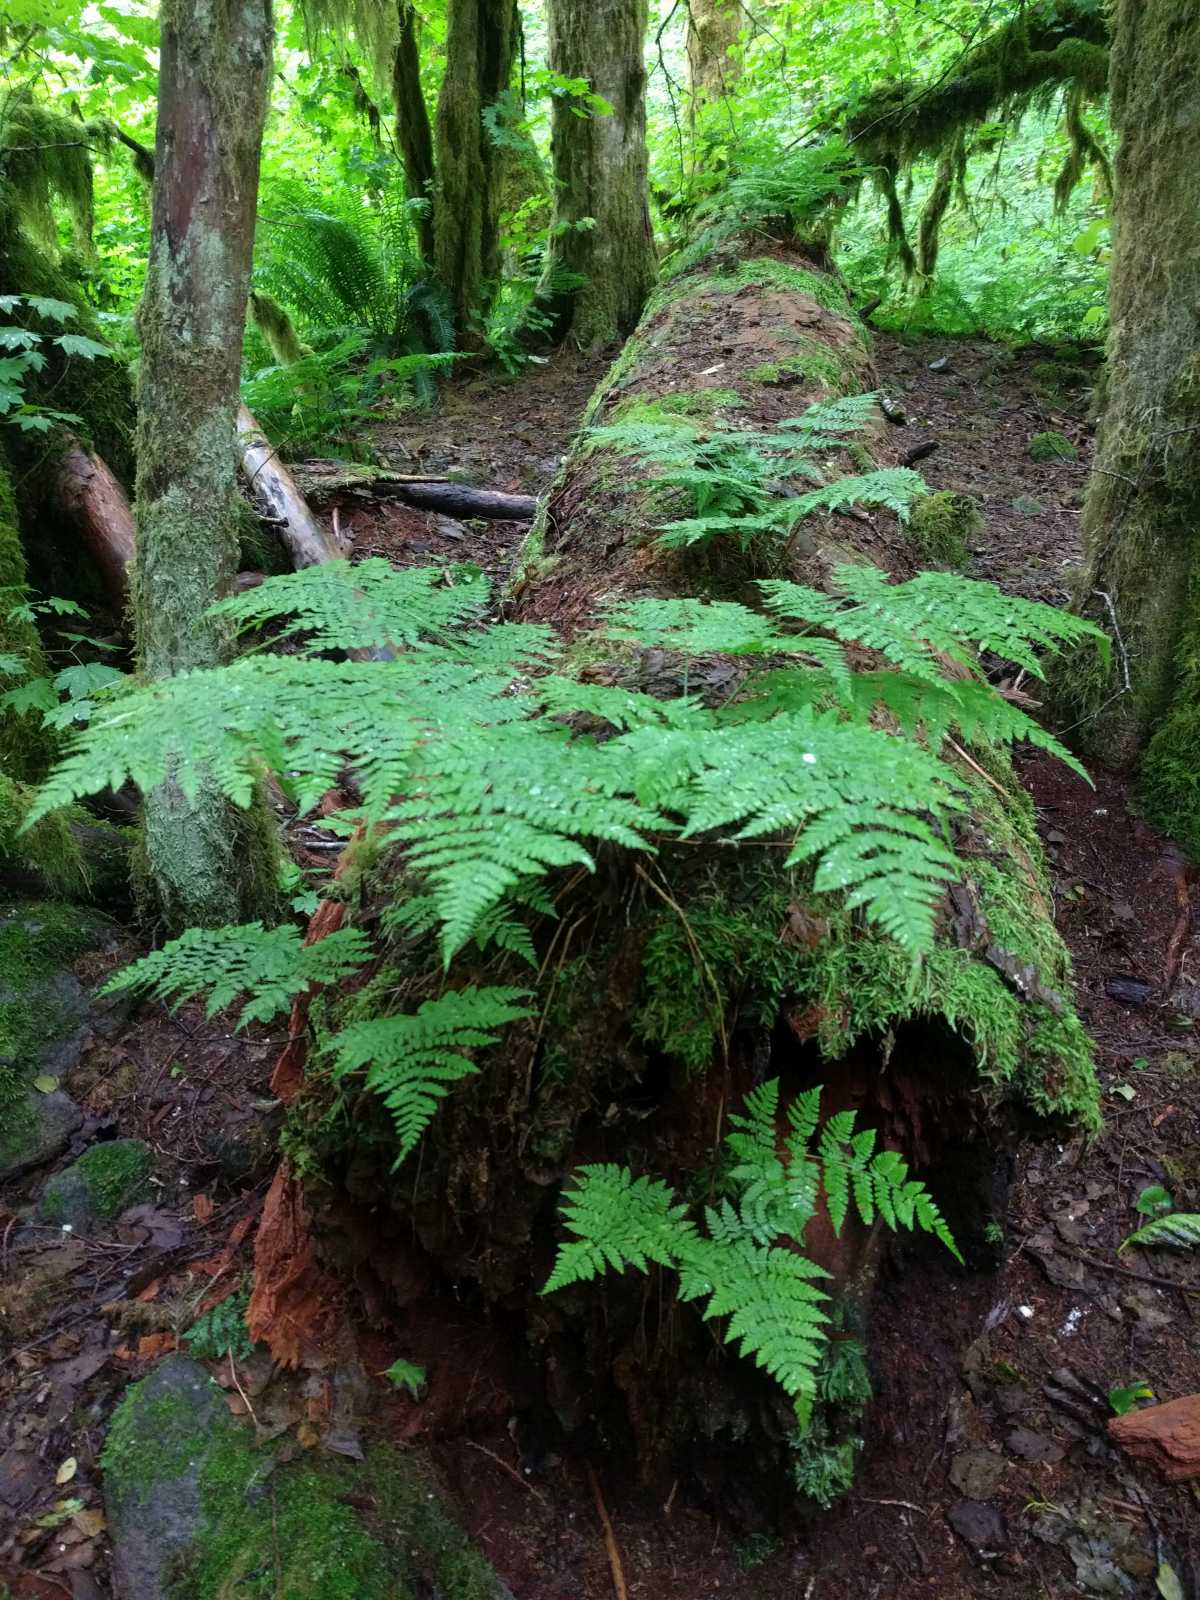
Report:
328,985,532,1163
100,922,373,1026
542,1164,696,1291
1119,1213,1200,1254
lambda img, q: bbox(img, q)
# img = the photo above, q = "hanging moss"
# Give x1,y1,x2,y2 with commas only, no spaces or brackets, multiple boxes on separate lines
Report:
248,290,312,365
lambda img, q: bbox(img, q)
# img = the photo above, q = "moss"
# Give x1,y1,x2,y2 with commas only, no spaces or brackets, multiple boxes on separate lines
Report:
908,490,982,568
105,1368,501,1600
610,388,744,422
1138,557,1200,858
65,1138,152,1219
0,774,86,895
1027,429,1078,463
0,460,58,783
652,257,852,318
748,341,850,392
0,899,93,1114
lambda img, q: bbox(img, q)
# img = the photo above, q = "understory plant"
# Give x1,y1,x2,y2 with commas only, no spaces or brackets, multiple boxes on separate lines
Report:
21,397,1105,1449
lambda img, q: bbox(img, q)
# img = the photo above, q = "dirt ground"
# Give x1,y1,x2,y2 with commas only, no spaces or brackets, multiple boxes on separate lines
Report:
2,334,1197,1599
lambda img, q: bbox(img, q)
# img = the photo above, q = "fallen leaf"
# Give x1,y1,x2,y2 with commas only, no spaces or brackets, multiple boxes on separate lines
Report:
193,1193,214,1223
134,1278,161,1303
32,1074,59,1093
296,1421,320,1448
136,1333,177,1359
1158,1561,1185,1600
73,1508,105,1537
55,1456,78,1485
1112,1083,1136,1102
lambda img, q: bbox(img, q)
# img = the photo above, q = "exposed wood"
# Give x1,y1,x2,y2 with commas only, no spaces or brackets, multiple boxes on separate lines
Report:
48,437,137,605
1108,1394,1200,1481
237,406,344,567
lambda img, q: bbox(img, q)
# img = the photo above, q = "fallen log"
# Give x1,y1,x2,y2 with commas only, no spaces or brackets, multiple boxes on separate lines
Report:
47,436,137,606
267,214,1101,1512
291,461,537,521
237,405,344,568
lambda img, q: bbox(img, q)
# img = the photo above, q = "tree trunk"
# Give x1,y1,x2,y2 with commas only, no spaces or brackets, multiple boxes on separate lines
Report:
393,0,436,264
1066,0,1200,858
686,0,742,105
267,229,1096,1507
133,0,277,930
433,0,518,337
533,0,656,348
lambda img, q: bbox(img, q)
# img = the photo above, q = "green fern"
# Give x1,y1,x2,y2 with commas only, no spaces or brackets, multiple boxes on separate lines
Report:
588,395,926,553
101,922,374,1026
326,986,533,1163
545,1078,958,1427
1119,1213,1200,1254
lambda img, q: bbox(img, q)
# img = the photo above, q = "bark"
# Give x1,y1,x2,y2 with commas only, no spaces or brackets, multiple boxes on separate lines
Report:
433,0,518,337
393,1,436,264
266,232,1095,1505
47,437,137,607
237,406,343,566
533,0,656,349
1066,0,1200,853
686,0,742,105
133,0,277,930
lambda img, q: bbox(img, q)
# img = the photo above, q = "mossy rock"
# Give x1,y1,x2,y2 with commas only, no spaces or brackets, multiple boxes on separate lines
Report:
103,1355,512,1600
0,899,107,1173
1027,430,1078,463
908,490,982,569
38,1137,153,1230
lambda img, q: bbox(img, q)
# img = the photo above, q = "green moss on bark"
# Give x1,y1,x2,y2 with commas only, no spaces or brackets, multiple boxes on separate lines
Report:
908,490,981,568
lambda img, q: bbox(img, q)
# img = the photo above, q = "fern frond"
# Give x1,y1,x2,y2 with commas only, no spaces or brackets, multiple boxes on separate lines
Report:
100,922,373,1026
328,986,532,1163
792,467,927,523
212,559,490,653
542,1164,696,1291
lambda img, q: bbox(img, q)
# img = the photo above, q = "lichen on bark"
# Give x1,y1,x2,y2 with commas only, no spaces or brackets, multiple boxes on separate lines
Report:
132,0,278,928
1062,0,1200,838
532,0,657,350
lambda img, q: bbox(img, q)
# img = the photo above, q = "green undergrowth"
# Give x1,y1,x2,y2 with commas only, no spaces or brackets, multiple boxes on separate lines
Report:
103,1371,501,1600
41,1138,151,1223
908,490,981,569
1027,429,1078,463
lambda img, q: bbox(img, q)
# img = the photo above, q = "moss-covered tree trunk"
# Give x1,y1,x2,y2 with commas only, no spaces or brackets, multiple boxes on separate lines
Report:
282,228,1096,1513
133,0,277,929
432,0,518,337
686,0,742,105
393,0,436,264
532,0,656,348
1066,0,1200,856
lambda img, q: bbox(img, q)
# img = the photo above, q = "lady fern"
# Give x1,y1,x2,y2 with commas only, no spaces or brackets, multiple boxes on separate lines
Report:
545,1079,959,1428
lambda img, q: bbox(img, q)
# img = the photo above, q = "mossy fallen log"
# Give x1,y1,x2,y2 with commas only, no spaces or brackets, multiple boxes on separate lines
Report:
269,216,1099,1515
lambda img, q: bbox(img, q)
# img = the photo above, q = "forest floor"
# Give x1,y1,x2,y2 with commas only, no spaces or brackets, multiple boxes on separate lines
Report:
1,335,1198,1599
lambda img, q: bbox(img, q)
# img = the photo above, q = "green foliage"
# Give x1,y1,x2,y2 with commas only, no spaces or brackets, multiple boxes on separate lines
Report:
100,922,375,1026
588,393,926,555
1119,1213,1200,1254
326,986,533,1163
908,490,981,569
1027,430,1078,463
0,294,113,434
1108,1380,1155,1417
185,1288,256,1362
544,1078,958,1427
382,1359,427,1398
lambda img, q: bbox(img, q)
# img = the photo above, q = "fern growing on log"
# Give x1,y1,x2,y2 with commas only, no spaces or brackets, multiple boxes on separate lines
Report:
545,1078,959,1428
588,394,927,552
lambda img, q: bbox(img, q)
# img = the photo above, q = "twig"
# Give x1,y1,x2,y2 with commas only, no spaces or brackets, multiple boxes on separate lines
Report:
855,1496,929,1516
465,1440,549,1505
588,1465,630,1600
1093,589,1132,692
946,736,1009,797
229,1346,259,1428
1051,1241,1200,1296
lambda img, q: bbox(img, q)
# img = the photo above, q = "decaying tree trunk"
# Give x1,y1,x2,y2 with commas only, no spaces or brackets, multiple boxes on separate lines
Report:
47,437,137,606
133,0,277,930
1065,0,1200,857
533,0,657,348
236,406,344,567
293,460,537,522
259,224,1097,1511
433,0,519,336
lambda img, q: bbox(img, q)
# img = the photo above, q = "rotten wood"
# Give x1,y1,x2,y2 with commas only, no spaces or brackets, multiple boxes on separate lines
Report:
47,437,137,605
292,460,537,522
237,404,345,568
1108,1393,1200,1482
